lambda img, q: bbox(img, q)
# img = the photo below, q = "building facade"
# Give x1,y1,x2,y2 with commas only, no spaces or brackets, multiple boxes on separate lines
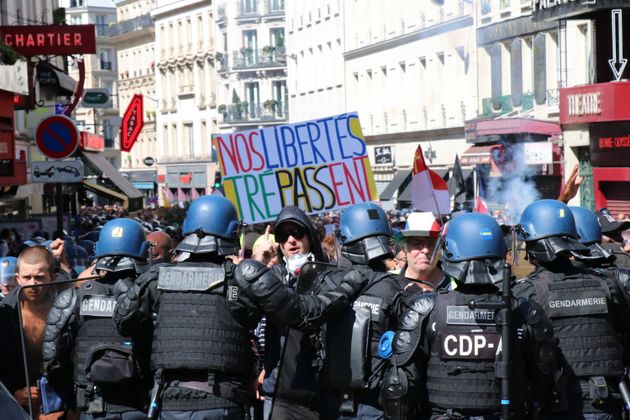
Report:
538,1,630,215
344,0,477,208
286,0,345,123
111,0,158,202
214,0,288,132
63,0,119,168
153,0,217,205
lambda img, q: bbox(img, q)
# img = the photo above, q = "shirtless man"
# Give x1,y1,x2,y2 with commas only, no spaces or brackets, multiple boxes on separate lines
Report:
0,244,64,419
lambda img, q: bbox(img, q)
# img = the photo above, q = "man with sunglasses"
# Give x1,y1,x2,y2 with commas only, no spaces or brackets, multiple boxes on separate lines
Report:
252,205,326,420
399,212,449,292
233,202,407,419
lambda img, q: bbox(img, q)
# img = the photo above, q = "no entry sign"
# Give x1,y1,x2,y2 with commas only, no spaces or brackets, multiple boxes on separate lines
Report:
35,115,79,160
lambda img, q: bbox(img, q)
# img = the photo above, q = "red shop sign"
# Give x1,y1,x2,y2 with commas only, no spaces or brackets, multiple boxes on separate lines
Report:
0,25,96,56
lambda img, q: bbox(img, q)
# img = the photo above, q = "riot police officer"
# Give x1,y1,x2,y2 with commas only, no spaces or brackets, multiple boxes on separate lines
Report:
514,199,630,419
113,195,260,419
234,202,406,419
384,213,564,419
570,206,630,299
42,218,151,420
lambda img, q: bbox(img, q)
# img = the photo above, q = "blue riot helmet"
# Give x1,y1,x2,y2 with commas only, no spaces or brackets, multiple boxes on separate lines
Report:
177,195,240,255
440,213,507,285
95,218,149,273
338,202,393,265
569,206,601,245
516,199,588,263
0,256,17,288
569,206,614,262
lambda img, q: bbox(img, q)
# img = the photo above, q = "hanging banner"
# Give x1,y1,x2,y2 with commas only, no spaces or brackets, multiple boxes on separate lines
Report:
214,112,378,224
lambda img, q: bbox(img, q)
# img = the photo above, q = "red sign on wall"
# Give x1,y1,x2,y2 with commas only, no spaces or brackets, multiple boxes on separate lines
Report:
0,25,96,56
121,94,144,152
560,81,630,125
79,131,105,152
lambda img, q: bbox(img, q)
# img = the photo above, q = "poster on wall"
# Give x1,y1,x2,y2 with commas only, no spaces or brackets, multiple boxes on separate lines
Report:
214,112,378,224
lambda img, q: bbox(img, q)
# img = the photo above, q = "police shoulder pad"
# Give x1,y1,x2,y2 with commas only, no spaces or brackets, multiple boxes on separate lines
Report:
408,293,435,314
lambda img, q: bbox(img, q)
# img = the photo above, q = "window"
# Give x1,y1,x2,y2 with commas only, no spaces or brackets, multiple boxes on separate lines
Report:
242,0,257,15
99,49,113,71
272,80,286,116
269,0,285,13
96,15,107,36
70,15,81,25
102,120,113,147
242,30,258,65
270,28,284,48
245,82,259,116
184,123,194,157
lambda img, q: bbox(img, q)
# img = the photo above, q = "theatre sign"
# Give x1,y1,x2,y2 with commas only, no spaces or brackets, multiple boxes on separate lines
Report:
0,25,96,56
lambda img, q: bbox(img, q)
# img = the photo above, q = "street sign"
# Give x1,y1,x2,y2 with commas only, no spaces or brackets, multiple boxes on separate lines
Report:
121,94,144,152
82,88,112,108
31,160,84,183
143,156,155,166
35,115,79,160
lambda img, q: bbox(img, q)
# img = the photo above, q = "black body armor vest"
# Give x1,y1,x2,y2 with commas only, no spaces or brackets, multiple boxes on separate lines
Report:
151,261,255,378
530,269,624,379
73,279,146,412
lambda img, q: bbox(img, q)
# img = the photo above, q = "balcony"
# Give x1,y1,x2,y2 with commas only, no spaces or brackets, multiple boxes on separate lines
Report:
221,103,288,124
231,46,286,70
109,14,154,37
216,54,229,73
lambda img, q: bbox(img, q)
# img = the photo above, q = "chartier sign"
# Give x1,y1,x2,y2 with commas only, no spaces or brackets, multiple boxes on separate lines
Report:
0,25,96,56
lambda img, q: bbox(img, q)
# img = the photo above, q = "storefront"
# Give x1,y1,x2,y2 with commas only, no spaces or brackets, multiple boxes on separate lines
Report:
159,164,212,206
560,81,630,215
122,169,157,203
464,117,563,200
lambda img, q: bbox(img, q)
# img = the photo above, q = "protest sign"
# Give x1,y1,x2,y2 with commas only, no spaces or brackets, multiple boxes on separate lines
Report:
214,112,378,224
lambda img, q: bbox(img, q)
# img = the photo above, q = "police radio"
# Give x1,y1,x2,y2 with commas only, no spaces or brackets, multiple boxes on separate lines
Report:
467,262,513,419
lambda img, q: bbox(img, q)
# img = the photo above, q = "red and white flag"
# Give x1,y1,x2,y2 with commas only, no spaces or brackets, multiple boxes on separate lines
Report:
474,172,489,214
411,145,450,215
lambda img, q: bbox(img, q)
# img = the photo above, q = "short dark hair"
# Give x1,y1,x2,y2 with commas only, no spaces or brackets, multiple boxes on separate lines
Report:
17,245,55,276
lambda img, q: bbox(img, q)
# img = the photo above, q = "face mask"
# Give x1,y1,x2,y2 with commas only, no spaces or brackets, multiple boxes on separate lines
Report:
286,253,312,278
73,265,86,274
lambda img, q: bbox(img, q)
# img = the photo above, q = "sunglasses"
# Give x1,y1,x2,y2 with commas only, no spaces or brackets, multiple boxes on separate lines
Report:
275,226,307,243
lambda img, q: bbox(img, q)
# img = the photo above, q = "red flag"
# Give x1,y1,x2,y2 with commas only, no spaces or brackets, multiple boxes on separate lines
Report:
411,146,450,215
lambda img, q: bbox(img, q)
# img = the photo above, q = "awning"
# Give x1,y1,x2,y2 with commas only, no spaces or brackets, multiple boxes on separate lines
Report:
79,151,143,210
122,170,157,183
460,145,502,166
466,118,561,143
82,180,129,208
379,170,411,201
132,181,154,190
36,62,77,95
398,169,449,202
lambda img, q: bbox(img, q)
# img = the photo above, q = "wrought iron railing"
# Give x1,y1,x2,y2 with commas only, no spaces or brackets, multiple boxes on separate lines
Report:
232,46,286,69
109,14,153,37
221,103,288,123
